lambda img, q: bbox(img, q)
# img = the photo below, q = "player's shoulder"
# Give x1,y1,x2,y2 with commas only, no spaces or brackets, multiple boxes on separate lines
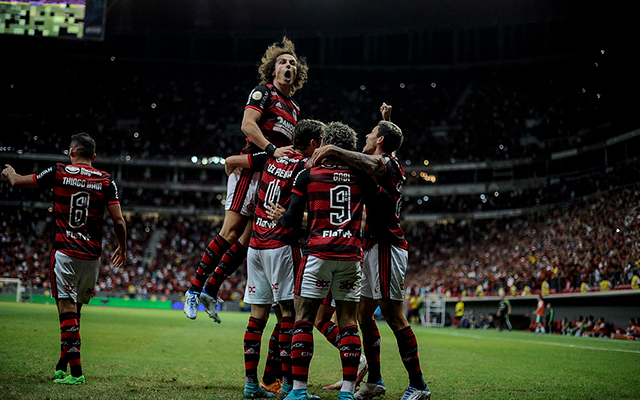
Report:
247,84,271,103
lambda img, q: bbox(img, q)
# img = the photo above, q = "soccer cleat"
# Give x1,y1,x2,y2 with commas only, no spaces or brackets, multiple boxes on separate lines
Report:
53,370,68,380
337,391,355,400
323,380,343,390
280,383,293,399
261,379,283,395
200,289,223,323
183,290,200,319
354,380,386,400
244,382,276,398
400,385,431,400
53,374,85,385
355,355,368,386
282,388,309,400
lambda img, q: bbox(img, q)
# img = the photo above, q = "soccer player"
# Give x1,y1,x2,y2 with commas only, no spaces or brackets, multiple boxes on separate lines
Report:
183,36,309,322
308,104,431,400
2,133,127,385
534,294,546,334
496,293,512,332
267,122,392,400
225,119,325,398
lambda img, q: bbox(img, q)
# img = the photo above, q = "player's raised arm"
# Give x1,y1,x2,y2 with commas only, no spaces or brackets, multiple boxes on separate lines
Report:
1,164,38,188
380,102,392,121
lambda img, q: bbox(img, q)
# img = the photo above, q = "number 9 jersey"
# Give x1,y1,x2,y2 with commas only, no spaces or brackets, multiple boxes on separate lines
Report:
290,164,389,261
34,163,120,260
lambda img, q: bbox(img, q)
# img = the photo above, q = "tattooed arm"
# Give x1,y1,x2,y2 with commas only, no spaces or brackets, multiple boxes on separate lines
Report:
309,145,387,176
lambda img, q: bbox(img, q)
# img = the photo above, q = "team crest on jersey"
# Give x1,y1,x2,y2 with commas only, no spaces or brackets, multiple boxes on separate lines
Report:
65,166,80,174
251,90,263,101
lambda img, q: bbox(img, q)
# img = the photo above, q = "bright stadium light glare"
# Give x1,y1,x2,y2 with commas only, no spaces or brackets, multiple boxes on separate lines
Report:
191,156,198,164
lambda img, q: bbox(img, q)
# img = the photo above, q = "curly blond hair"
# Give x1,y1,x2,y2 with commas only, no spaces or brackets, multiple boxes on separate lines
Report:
258,36,309,95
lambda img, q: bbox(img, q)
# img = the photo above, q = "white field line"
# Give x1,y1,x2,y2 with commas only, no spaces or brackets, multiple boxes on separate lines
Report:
424,329,640,354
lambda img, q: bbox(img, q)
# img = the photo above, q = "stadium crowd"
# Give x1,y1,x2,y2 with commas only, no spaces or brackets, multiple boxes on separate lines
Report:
2,184,639,301
3,55,632,165
404,185,640,297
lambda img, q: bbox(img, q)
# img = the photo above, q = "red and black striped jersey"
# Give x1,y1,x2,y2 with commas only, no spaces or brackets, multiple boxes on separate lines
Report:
290,164,385,261
242,83,300,154
364,154,408,250
247,151,308,249
34,163,120,260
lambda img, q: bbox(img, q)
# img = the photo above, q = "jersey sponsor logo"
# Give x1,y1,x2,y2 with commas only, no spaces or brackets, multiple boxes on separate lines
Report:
273,116,295,138
315,279,330,288
79,167,103,177
322,229,353,238
65,166,80,174
256,216,277,229
339,281,357,291
65,229,92,241
35,166,53,180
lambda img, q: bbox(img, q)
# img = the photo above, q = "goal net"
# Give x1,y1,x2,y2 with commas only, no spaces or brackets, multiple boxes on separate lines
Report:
0,278,23,303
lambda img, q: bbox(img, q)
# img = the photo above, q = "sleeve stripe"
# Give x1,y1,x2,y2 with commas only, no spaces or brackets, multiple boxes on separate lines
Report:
32,174,38,185
245,105,263,113
292,188,304,197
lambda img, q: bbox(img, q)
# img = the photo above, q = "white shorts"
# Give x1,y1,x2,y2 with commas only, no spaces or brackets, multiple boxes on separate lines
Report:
225,167,261,217
361,243,408,301
52,250,100,304
244,245,296,304
296,255,361,302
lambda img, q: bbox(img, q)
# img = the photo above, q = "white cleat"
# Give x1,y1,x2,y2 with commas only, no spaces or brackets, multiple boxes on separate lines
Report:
183,290,200,320
356,354,368,386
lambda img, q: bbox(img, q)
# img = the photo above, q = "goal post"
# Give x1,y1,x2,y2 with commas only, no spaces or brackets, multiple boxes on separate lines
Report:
0,278,23,303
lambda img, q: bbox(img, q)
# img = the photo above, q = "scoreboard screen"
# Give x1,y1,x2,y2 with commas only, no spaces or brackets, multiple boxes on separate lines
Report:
0,0,105,40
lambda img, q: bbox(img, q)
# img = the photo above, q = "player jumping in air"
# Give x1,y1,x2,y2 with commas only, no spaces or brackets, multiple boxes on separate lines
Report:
183,36,308,323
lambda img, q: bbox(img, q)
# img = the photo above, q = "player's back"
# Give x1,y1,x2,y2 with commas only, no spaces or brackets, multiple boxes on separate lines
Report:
43,163,117,259
251,153,307,249
303,164,368,261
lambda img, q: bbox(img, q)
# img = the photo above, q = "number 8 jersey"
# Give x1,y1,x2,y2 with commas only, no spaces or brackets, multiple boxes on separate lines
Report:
34,163,120,259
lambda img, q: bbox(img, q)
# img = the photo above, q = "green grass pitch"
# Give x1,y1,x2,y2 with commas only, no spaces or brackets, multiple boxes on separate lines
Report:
1,302,639,399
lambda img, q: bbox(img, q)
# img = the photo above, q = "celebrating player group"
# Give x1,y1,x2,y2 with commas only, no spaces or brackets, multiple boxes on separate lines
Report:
179,37,432,400
1,36,431,400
